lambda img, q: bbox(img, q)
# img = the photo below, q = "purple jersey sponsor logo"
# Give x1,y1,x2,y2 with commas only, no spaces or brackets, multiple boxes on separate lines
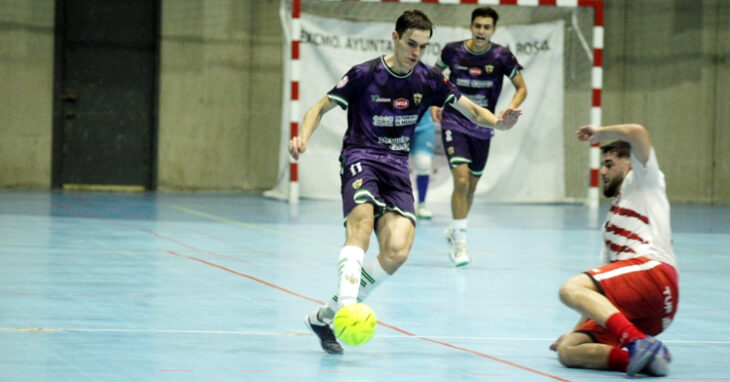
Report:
393,98,409,109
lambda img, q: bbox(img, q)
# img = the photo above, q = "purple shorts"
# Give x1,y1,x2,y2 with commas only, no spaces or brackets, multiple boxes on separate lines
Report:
440,128,492,176
339,152,416,226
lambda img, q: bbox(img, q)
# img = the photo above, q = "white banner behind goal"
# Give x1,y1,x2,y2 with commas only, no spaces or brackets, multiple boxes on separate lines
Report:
270,13,566,203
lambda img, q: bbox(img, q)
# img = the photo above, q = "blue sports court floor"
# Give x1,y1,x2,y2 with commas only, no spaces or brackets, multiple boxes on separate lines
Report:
1,190,729,381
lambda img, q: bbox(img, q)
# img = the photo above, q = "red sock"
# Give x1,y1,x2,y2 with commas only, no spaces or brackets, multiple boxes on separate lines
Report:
607,347,629,371
605,313,646,345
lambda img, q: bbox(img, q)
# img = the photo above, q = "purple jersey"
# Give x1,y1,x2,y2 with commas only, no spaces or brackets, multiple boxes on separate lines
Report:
437,41,523,140
328,56,460,164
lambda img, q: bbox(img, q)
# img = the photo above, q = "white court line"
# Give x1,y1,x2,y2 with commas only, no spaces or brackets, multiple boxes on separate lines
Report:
2,327,729,345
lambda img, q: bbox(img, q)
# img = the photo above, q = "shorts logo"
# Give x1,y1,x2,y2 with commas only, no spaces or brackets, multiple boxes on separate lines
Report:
393,98,409,109
662,317,672,331
447,146,454,155
337,75,349,88
413,93,422,106
469,67,482,76
663,286,673,314
352,178,363,189
485,65,494,74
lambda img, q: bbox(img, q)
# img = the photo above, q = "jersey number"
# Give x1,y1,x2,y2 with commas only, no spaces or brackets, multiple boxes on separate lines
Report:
349,162,363,176
444,130,453,142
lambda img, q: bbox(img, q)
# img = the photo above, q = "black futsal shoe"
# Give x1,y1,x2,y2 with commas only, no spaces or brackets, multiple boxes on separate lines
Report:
304,311,343,354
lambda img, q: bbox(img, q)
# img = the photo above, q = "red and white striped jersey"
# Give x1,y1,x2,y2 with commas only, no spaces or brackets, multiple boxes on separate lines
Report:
600,149,677,268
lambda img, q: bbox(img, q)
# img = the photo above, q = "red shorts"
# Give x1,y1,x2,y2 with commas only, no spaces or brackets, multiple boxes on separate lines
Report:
577,257,679,347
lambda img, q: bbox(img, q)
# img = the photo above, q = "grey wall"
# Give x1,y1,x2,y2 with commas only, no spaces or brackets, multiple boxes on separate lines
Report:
0,0,727,203
158,0,282,190
0,1,54,188
601,0,729,204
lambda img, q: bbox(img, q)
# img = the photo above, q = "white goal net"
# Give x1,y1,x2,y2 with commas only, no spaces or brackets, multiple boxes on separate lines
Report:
270,0,600,205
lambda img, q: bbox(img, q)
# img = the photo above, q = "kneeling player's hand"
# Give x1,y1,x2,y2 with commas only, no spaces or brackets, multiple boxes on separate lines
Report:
288,136,307,161
549,334,566,352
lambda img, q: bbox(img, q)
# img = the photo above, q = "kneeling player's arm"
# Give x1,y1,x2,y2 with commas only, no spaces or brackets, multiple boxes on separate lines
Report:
596,124,652,165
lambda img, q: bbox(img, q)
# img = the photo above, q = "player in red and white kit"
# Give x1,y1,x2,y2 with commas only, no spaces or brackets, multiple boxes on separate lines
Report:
551,123,678,377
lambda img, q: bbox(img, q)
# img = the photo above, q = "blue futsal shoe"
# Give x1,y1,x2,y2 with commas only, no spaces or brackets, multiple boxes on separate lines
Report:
626,336,666,376
641,341,671,376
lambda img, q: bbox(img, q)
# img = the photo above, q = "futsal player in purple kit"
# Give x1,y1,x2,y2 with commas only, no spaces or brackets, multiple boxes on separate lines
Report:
289,10,522,354
435,7,528,267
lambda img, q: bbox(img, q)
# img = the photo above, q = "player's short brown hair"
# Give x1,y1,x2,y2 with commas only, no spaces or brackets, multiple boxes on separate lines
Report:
601,140,632,158
472,7,499,26
395,10,433,38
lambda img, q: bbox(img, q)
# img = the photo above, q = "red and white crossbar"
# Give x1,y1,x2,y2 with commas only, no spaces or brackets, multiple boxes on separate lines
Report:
287,0,603,207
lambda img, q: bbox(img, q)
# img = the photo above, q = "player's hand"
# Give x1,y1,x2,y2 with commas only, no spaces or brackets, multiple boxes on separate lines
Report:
495,108,521,130
549,334,566,352
576,124,600,144
288,136,307,161
430,107,443,122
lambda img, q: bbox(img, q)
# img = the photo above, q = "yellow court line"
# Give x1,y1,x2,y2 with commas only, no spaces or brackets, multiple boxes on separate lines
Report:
169,205,338,250
63,184,145,192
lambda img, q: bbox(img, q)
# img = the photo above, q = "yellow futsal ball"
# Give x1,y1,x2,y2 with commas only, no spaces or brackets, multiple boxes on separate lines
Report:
333,303,377,346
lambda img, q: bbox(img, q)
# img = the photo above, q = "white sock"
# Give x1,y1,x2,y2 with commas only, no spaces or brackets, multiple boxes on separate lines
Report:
337,245,364,306
357,256,390,302
451,219,467,242
320,255,390,319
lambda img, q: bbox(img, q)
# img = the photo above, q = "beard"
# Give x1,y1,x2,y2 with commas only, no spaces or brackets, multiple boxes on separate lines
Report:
602,176,623,198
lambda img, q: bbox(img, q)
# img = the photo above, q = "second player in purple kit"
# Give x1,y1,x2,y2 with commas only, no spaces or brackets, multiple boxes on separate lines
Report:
289,10,522,354
435,7,528,267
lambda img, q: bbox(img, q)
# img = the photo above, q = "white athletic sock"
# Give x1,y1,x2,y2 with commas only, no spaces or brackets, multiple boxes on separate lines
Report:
357,256,390,302
337,245,364,306
451,219,467,242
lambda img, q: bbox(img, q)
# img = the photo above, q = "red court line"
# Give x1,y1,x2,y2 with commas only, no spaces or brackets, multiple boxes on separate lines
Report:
167,250,572,382
167,250,323,305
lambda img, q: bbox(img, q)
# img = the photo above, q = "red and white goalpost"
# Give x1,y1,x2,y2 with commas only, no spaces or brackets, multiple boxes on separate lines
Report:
280,0,603,208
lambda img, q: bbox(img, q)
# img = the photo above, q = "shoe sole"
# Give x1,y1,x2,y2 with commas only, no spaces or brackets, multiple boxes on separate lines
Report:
626,339,662,376
645,354,670,376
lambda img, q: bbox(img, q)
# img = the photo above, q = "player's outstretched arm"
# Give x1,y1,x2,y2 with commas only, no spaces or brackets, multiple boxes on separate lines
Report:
500,72,527,119
289,95,338,160
451,96,522,130
576,123,652,164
